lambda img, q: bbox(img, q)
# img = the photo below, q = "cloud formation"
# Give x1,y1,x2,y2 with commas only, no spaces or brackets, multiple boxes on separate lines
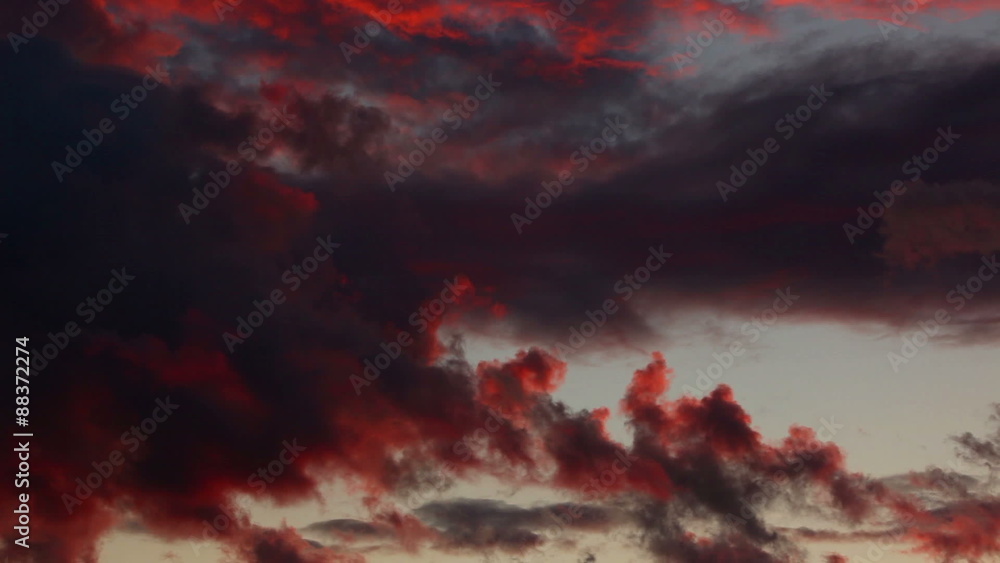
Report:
1,0,1000,561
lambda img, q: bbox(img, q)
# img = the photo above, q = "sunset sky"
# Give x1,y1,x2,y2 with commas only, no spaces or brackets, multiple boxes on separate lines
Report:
1,0,999,561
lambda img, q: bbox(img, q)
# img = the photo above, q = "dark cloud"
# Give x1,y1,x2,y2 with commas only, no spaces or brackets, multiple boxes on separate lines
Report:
412,498,620,550
304,519,388,539
2,0,1000,561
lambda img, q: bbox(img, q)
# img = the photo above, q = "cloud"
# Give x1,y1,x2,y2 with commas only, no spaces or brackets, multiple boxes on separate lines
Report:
2,1,1000,561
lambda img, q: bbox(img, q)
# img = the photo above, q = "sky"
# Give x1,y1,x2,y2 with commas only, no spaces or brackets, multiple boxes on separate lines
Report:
1,0,999,561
